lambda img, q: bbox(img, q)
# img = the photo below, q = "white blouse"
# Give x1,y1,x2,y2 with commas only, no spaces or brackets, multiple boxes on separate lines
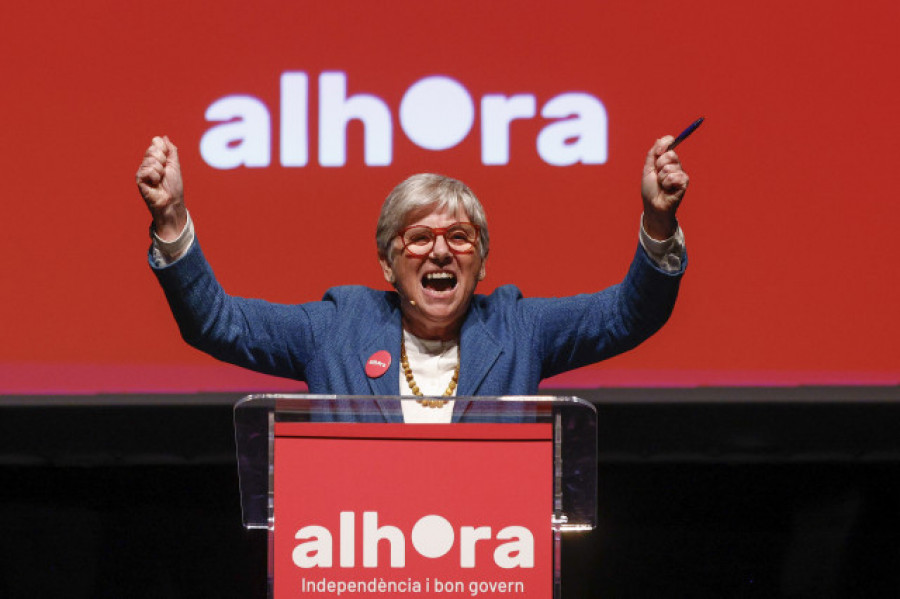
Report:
399,331,458,423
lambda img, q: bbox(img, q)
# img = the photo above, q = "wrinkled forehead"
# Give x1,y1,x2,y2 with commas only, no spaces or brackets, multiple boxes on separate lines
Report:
400,201,472,229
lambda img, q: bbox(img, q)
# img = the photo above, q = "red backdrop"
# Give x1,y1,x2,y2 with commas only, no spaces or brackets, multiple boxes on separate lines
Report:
2,0,898,393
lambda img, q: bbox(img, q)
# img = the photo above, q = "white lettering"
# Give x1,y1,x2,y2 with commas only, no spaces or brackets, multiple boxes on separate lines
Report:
469,580,526,595
460,526,492,568
339,511,355,567
200,95,271,169
319,72,392,167
435,578,465,593
362,511,405,567
481,94,537,165
493,525,534,568
537,92,608,166
293,525,332,568
280,72,308,167
200,73,608,169
291,512,535,570
411,514,454,558
400,76,474,151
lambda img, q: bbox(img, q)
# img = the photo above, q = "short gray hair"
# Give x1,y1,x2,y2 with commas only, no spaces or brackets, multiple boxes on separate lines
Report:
376,173,490,263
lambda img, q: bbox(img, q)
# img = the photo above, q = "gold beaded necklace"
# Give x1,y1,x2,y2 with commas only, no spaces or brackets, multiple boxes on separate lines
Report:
400,331,459,408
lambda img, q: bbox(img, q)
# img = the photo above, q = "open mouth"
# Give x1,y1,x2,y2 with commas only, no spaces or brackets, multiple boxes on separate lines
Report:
422,271,457,293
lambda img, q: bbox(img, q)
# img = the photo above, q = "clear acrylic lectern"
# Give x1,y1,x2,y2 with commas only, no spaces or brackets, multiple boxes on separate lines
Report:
234,395,597,599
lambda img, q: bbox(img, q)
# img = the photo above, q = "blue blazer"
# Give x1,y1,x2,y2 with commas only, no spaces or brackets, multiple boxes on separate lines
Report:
152,241,684,421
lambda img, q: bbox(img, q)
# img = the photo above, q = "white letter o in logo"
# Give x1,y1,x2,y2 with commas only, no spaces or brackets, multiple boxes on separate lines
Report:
400,76,474,151
411,514,455,558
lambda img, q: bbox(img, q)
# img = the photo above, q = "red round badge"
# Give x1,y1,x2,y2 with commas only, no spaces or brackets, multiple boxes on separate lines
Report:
365,350,392,378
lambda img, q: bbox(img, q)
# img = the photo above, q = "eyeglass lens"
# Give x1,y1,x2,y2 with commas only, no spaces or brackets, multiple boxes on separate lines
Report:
401,223,478,255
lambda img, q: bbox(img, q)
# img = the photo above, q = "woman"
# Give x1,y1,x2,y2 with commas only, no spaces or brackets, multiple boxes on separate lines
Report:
137,135,688,422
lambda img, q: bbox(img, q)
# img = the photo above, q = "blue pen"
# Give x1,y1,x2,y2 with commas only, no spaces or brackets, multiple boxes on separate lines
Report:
667,117,705,151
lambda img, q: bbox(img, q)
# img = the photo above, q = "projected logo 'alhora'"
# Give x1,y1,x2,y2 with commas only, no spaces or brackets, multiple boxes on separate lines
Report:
292,511,534,569
200,72,608,169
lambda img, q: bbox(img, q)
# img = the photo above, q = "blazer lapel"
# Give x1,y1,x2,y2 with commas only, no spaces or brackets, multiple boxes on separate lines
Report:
354,295,502,423
453,304,502,422
358,298,404,422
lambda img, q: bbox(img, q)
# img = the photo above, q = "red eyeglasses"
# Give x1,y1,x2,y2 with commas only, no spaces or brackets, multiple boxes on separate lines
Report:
396,222,480,257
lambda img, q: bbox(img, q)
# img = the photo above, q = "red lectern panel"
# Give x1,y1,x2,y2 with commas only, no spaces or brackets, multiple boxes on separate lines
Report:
273,422,552,599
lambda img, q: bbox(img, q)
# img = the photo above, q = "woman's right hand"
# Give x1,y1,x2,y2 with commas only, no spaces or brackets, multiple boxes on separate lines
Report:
136,136,186,241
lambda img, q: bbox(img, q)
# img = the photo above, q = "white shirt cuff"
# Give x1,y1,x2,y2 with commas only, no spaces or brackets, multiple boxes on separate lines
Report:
150,211,195,267
639,215,685,273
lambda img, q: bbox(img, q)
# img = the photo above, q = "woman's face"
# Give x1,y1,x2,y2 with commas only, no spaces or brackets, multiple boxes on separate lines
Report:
379,203,486,340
